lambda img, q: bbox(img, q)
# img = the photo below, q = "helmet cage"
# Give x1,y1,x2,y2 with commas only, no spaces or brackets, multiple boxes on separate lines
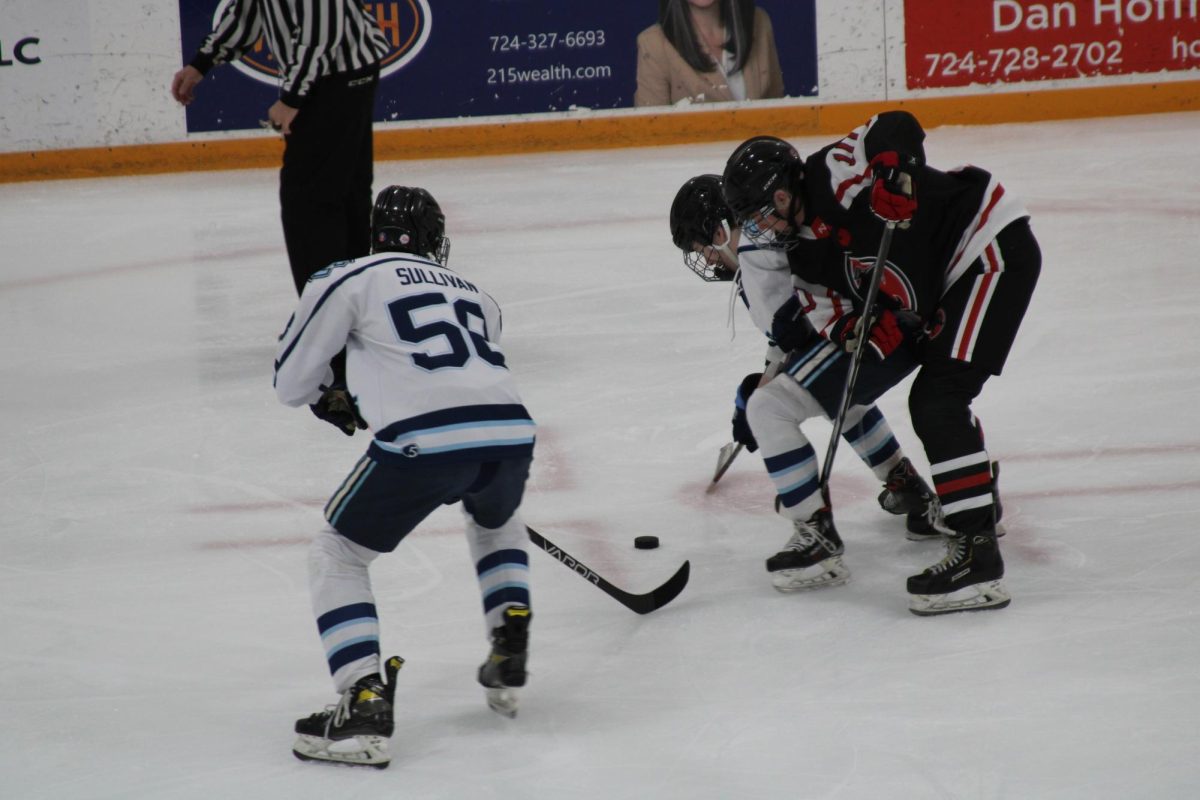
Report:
683,244,736,282
670,174,737,281
743,203,801,251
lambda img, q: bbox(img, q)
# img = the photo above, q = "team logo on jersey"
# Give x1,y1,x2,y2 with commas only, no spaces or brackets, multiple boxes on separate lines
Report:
843,253,917,312
216,0,432,86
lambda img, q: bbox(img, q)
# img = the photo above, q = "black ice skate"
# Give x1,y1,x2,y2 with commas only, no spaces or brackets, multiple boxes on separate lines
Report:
292,655,404,768
991,460,1007,537
878,458,947,541
478,605,531,718
907,530,1010,616
765,508,848,592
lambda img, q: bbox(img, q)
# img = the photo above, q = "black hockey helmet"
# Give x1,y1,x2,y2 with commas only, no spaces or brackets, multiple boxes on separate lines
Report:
670,174,736,282
721,136,805,228
371,185,450,264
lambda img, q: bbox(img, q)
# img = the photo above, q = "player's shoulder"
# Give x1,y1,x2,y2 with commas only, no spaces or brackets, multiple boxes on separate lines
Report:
306,253,394,283
737,244,789,272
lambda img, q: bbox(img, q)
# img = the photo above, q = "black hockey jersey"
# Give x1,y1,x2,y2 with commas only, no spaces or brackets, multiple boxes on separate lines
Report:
787,111,1028,339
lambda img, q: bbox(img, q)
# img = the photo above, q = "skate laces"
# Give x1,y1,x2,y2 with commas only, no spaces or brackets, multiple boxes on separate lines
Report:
785,518,819,551
321,680,385,734
786,514,839,555
916,494,953,536
300,690,355,737
927,536,967,575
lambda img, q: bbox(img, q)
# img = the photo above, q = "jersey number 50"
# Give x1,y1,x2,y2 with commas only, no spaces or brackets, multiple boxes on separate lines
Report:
388,292,506,370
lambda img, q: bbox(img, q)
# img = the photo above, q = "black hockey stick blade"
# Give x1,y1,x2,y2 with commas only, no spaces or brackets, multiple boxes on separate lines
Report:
526,526,690,614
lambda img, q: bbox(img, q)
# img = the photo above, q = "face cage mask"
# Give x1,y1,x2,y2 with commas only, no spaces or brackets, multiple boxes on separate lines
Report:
683,249,735,281
742,205,801,251
681,220,737,281
432,235,451,265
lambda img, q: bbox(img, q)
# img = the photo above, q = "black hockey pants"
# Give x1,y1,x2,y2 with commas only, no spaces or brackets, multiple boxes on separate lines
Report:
909,218,1041,535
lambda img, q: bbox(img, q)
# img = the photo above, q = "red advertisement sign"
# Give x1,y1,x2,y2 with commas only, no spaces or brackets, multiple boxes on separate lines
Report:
905,0,1200,88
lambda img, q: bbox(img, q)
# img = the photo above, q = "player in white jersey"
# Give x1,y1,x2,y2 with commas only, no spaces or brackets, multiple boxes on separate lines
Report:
670,175,942,592
275,186,535,768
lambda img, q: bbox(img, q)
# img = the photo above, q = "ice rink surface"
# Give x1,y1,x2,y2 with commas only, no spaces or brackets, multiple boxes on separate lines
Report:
2,111,1199,799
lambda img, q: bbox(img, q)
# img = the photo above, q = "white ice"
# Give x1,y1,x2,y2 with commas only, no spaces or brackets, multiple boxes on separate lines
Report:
2,112,1199,799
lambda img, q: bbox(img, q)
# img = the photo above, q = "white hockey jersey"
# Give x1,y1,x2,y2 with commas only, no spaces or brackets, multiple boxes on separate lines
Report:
734,235,811,364
274,253,535,467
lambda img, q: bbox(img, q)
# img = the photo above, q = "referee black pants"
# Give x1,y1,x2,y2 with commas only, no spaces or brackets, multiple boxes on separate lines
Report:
280,65,379,294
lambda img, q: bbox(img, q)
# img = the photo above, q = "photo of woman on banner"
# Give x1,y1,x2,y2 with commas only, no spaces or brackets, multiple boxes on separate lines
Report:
634,0,785,107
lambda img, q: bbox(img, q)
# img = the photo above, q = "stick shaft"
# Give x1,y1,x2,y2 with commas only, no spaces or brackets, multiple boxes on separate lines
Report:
819,222,897,504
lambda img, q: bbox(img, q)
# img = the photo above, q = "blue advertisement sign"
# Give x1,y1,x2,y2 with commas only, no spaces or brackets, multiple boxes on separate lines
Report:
177,1,817,133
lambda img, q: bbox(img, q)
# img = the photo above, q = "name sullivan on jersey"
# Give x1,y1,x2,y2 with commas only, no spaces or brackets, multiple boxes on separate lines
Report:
396,266,478,293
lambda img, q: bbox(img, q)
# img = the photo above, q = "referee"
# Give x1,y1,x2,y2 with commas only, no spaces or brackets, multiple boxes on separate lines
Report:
171,0,391,296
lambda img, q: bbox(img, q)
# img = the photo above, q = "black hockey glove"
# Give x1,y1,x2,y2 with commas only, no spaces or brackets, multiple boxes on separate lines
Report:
731,372,763,453
770,294,815,352
310,383,368,436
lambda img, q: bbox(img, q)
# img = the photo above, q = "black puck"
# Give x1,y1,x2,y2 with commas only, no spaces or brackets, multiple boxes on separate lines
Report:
634,536,660,550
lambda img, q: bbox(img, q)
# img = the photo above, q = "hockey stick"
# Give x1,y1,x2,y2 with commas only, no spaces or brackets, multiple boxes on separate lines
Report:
708,355,790,490
819,221,897,506
709,441,744,487
526,526,690,615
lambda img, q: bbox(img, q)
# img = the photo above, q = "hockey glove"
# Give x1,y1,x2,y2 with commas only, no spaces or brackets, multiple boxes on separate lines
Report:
769,294,815,352
833,309,903,361
310,383,368,436
731,372,763,453
869,151,917,225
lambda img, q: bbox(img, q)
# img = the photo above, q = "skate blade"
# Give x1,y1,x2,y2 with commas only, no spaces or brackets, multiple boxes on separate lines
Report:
770,557,849,593
905,528,945,543
906,515,1005,542
485,686,520,718
292,734,390,768
909,579,1011,616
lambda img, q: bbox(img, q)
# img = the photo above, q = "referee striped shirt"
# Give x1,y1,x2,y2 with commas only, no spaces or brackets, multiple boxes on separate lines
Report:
189,0,390,107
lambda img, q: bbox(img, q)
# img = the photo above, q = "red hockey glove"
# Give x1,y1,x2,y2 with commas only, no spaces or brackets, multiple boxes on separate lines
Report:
869,151,917,225
835,309,903,361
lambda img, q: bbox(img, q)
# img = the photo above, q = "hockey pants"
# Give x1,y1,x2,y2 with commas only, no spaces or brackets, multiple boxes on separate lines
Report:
747,377,906,521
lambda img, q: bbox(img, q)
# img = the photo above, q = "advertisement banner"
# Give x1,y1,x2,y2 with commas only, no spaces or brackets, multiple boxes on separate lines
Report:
177,0,818,134
905,0,1200,89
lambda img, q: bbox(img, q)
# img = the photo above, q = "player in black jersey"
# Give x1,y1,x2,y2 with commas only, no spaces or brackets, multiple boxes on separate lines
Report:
722,111,1040,616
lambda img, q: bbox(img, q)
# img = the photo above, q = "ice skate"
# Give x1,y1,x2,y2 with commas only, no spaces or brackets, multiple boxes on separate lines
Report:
878,457,934,515
877,458,946,541
292,655,404,768
991,461,1007,538
907,530,1010,616
905,493,954,541
478,605,531,718
901,461,1007,542
765,508,848,592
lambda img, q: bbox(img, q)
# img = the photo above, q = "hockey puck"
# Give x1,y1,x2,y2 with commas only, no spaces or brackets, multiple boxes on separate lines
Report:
634,536,660,550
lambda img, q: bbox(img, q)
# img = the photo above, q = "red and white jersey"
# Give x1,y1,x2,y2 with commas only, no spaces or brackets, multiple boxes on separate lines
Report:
787,110,1030,342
